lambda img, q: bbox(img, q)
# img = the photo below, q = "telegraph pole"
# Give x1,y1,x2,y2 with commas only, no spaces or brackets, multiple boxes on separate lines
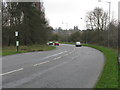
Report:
98,0,111,47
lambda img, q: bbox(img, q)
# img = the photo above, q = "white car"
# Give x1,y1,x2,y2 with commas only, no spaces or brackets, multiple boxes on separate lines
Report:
76,42,82,47
48,42,54,45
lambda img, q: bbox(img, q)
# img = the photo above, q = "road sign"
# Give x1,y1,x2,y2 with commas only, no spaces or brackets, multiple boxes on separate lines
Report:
16,41,19,46
15,31,18,36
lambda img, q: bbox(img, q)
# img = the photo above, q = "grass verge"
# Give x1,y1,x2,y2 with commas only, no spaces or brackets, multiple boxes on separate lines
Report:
59,42,75,44
2,44,56,56
83,44,118,88
60,42,118,88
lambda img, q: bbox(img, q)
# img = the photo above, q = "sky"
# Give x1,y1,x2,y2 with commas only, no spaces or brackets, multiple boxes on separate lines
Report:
43,0,120,30
118,1,120,22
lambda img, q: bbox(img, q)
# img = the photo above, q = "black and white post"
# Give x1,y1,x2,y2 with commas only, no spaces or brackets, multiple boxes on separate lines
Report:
15,31,19,52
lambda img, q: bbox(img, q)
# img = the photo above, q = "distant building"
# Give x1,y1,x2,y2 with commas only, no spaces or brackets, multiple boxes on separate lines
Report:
53,26,81,36
74,26,79,30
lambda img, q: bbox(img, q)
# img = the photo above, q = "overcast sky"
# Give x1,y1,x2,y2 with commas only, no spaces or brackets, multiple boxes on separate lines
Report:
118,1,120,22
43,0,119,30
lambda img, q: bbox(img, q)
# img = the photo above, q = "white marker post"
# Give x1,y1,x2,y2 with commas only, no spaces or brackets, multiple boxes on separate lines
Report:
15,31,19,52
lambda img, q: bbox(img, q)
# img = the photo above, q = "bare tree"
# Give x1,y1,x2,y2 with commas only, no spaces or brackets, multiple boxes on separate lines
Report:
86,7,108,31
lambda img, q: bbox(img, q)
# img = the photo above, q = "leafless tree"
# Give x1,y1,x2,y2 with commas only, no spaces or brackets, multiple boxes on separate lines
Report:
86,7,108,31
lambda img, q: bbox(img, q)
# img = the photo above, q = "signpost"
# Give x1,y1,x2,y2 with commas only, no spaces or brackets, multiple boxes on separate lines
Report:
15,31,19,52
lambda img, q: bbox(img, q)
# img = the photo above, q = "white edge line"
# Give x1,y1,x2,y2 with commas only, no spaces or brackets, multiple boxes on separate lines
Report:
0,68,24,76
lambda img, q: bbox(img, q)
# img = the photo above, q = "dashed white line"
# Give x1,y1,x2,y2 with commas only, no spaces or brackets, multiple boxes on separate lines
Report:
68,52,72,54
34,61,50,66
43,51,67,59
64,54,69,56
1,51,70,76
53,56,62,60
72,55,79,60
0,68,24,76
33,51,68,66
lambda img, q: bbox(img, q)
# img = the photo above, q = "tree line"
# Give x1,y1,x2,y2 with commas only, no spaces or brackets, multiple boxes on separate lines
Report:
2,2,52,46
2,3,118,49
50,7,118,49
84,7,118,48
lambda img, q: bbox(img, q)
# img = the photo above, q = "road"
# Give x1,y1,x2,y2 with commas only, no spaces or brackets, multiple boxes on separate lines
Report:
2,44,105,88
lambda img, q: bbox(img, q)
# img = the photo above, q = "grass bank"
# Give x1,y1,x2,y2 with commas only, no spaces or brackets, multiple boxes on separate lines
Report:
83,44,118,88
2,44,56,56
59,42,75,44
60,42,118,88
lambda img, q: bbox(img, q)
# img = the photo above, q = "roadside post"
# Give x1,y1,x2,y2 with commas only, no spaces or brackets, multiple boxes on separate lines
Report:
15,31,19,52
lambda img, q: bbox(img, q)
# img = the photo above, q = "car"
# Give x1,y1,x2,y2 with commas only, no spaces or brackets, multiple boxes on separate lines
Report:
54,42,59,46
75,42,82,47
49,42,54,45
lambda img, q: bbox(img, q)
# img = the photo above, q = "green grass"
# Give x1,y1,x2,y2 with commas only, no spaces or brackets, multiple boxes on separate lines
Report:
2,42,119,88
83,44,118,88
119,63,120,90
2,44,56,56
59,42,75,44
60,42,118,88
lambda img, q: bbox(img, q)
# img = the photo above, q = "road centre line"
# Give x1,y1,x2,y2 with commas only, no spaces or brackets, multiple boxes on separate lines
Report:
1,51,68,76
53,49,75,60
44,51,67,59
33,51,67,66
63,48,75,57
68,52,72,54
34,61,50,66
1,50,72,76
50,51,67,57
53,56,62,60
0,68,24,76
64,54,69,56
72,55,80,60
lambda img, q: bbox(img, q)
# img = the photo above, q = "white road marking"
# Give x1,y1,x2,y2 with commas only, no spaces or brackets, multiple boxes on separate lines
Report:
50,51,67,57
68,52,72,54
53,56,62,60
64,54,69,56
43,51,67,59
0,68,24,76
33,51,68,65
34,61,50,66
71,48,76,53
1,51,68,76
72,55,79,60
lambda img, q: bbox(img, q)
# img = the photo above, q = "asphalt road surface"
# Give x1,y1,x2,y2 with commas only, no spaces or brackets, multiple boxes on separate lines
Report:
2,44,105,88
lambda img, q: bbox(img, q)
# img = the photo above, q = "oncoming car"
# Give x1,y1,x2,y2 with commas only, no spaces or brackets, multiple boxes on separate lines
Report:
75,42,82,47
